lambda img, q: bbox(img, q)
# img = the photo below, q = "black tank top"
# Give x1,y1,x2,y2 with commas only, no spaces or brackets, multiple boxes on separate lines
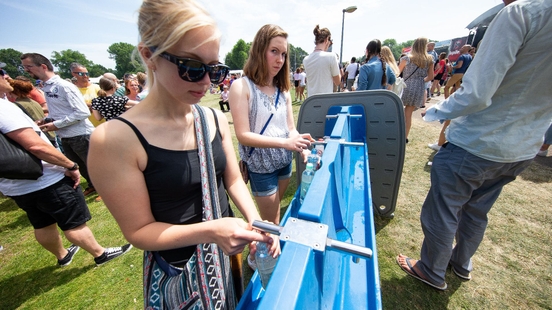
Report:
115,110,229,265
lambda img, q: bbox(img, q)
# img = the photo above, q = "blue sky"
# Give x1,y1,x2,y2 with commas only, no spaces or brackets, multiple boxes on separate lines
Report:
2,0,504,70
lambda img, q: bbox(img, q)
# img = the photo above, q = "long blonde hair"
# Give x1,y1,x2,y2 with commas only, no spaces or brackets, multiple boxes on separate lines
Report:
137,0,220,88
410,37,433,68
381,46,399,77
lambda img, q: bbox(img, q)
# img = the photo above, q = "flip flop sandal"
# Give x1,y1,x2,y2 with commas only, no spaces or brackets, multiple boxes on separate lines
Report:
396,255,447,291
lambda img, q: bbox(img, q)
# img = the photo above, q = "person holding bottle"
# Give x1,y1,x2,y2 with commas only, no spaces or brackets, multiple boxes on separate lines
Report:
229,24,313,269
88,0,276,307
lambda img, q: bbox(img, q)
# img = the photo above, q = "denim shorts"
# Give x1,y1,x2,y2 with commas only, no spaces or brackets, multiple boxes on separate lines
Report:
249,162,292,197
10,177,91,230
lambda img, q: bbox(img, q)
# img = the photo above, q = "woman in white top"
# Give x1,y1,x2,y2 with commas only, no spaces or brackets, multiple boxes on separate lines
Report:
229,25,313,268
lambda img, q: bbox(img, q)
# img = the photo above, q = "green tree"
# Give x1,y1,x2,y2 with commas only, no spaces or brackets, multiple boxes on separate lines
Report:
0,48,25,78
289,44,308,71
224,39,250,70
88,63,110,78
51,49,92,78
381,39,414,61
107,42,144,78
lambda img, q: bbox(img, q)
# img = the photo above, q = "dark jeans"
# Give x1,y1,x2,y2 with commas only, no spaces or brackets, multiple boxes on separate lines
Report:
418,143,533,284
61,134,93,188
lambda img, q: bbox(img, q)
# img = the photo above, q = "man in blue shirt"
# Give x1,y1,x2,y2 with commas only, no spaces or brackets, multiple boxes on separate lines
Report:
443,45,472,98
397,0,552,291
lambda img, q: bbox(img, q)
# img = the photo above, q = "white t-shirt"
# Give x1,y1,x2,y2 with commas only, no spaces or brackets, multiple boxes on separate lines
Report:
346,62,359,79
0,99,65,196
303,51,340,96
299,72,306,87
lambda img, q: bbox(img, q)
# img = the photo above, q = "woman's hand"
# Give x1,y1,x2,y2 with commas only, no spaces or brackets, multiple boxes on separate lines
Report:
287,133,314,152
249,234,281,258
212,218,272,256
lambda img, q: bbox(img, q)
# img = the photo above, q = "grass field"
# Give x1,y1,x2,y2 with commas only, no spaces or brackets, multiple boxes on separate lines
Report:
1,90,551,309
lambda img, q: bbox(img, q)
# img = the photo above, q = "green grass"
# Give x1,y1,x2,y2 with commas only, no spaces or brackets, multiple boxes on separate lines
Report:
1,90,551,309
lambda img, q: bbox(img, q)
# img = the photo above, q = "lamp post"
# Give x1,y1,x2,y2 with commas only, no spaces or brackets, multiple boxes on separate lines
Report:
339,6,357,91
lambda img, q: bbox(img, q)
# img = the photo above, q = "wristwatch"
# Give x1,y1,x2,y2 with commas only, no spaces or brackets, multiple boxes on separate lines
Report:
67,162,79,171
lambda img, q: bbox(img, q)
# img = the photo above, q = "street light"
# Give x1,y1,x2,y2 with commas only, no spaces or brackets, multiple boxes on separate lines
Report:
339,6,357,91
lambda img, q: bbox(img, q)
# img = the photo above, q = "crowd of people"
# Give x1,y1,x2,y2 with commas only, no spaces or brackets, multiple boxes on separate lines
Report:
1,0,551,307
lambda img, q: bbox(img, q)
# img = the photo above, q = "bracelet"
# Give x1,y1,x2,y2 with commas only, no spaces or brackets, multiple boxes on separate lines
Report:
67,162,79,171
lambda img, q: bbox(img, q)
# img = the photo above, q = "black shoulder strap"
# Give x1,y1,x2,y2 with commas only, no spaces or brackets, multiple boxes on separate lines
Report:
113,117,150,149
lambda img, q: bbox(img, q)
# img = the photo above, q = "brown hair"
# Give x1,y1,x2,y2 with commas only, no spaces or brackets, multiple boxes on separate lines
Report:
98,77,117,97
125,79,138,96
243,24,291,91
20,53,54,72
313,25,331,45
8,79,33,98
136,72,147,86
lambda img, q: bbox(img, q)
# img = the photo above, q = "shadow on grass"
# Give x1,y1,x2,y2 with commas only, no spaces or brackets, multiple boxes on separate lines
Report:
0,265,91,309
375,214,393,234
0,212,31,232
518,158,552,183
380,275,462,309
0,196,19,213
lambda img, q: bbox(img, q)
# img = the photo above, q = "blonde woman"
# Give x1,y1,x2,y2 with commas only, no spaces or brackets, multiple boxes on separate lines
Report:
381,46,400,78
398,37,434,142
88,0,274,307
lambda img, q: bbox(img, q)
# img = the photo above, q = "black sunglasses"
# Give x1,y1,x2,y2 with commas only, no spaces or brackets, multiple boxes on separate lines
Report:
0,69,5,76
73,72,89,76
158,51,229,83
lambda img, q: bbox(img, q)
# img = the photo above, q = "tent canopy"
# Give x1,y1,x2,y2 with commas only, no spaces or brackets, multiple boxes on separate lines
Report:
466,3,505,29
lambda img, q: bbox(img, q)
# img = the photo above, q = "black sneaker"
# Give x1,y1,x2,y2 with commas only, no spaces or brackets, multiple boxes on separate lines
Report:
94,244,133,266
58,244,80,267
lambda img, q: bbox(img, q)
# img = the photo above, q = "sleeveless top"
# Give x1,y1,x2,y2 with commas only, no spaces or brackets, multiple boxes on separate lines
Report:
114,109,229,265
238,76,292,173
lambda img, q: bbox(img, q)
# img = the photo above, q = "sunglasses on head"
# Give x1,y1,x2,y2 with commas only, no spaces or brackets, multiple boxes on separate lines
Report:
73,72,89,76
158,51,229,84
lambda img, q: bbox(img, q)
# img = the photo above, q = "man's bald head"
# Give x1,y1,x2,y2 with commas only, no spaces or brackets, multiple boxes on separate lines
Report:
103,73,120,86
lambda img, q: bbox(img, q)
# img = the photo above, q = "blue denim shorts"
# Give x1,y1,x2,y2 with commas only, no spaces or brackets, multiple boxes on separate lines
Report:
249,163,292,197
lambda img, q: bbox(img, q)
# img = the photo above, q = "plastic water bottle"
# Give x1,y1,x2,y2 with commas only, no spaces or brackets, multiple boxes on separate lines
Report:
300,163,315,204
255,241,277,289
307,148,320,171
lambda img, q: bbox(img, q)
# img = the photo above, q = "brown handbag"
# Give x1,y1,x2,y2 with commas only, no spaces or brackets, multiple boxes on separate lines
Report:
239,160,249,184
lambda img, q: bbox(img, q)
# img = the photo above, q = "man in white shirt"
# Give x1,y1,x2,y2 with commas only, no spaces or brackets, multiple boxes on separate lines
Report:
397,0,552,290
20,53,97,197
0,81,131,267
344,57,360,91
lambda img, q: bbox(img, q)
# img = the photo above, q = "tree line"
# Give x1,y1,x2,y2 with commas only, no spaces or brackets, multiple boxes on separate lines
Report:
0,43,145,80
0,38,415,81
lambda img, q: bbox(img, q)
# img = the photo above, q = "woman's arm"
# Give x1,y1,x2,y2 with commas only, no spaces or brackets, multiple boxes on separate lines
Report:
424,60,435,83
398,58,407,74
356,65,368,91
125,99,139,110
92,109,104,121
229,78,311,152
214,109,281,255
88,120,270,255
